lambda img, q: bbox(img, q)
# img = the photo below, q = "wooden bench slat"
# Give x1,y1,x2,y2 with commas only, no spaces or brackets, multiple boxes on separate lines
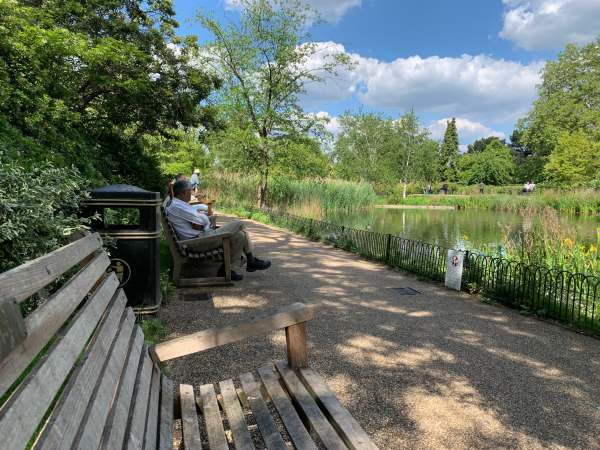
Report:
34,290,129,450
200,383,229,450
72,307,136,450
0,233,103,304
158,377,174,450
180,384,203,450
238,372,287,450
143,366,162,450
155,303,316,362
125,350,154,450
219,379,255,450
298,368,378,450
274,362,347,450
257,366,317,450
99,326,145,450
0,273,118,450
0,253,112,399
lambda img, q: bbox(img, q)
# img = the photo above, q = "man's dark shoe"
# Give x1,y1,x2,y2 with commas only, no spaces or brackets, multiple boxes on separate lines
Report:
246,257,271,272
217,264,244,281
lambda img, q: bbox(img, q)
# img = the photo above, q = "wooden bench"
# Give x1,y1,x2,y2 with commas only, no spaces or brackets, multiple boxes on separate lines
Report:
0,234,378,450
161,198,233,287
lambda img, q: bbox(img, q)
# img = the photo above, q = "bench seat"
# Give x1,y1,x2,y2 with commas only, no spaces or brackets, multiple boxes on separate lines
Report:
0,233,378,450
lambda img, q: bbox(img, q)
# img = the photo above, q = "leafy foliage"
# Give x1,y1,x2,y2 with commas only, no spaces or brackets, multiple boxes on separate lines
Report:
544,131,600,185
517,36,600,181
198,0,351,206
458,139,515,185
0,0,218,190
332,110,439,194
0,155,90,272
439,118,460,181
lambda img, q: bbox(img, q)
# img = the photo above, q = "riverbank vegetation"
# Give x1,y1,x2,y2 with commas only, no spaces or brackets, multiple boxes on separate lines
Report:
204,172,376,215
393,190,600,215
501,207,600,277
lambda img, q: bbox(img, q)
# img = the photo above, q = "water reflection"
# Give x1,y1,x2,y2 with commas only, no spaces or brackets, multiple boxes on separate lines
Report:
324,208,599,251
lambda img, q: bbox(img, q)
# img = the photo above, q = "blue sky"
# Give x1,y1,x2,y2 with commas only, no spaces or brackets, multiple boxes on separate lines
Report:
173,0,600,147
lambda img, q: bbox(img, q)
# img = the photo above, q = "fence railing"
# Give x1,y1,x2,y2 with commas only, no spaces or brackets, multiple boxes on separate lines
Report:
254,207,600,334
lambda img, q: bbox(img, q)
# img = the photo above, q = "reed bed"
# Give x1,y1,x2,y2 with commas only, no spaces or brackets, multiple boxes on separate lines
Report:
396,190,600,215
204,172,377,214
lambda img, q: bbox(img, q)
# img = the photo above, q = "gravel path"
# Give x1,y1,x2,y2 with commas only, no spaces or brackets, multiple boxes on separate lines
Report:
159,216,600,450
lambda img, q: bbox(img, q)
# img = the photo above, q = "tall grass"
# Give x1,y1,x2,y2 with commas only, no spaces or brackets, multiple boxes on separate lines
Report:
203,172,377,216
394,190,600,215
501,206,600,277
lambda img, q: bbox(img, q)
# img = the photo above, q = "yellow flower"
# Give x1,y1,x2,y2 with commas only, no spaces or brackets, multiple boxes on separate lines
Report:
563,238,575,248
463,234,470,240
590,244,598,253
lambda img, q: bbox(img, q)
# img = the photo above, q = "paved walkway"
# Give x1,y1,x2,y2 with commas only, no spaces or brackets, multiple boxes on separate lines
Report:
159,216,600,450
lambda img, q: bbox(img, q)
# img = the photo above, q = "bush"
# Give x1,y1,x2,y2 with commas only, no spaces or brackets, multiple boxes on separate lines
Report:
0,156,91,272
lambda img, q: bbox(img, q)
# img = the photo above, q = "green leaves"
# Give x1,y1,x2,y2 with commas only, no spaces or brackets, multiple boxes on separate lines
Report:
458,140,515,185
518,36,600,181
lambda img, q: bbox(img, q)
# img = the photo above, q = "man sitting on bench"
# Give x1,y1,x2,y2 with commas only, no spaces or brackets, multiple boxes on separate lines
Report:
166,179,271,281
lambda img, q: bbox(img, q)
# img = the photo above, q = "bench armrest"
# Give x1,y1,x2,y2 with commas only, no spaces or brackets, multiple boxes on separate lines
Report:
178,232,233,247
152,303,316,368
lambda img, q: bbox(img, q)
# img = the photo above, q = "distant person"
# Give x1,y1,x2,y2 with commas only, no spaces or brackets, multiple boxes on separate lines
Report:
426,183,433,195
479,182,484,195
529,180,536,192
523,181,532,194
166,180,271,281
190,169,200,194
441,183,449,195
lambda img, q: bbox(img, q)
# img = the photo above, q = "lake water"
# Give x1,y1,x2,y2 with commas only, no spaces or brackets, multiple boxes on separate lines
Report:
324,207,599,251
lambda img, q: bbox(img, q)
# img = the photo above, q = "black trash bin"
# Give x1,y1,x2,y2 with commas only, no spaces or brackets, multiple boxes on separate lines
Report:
82,184,161,314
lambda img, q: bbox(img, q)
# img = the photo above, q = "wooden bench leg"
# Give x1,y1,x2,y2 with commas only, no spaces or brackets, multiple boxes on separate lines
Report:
286,322,309,369
222,238,232,283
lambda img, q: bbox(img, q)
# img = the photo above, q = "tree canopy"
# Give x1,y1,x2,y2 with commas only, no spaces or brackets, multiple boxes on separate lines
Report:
0,0,218,189
439,118,460,181
516,36,600,182
197,0,351,206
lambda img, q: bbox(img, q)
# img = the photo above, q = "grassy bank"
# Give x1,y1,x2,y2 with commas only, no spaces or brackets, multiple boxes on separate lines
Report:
392,190,600,215
204,172,377,216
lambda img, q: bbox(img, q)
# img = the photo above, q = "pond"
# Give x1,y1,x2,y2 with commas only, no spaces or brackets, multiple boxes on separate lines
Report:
323,207,599,252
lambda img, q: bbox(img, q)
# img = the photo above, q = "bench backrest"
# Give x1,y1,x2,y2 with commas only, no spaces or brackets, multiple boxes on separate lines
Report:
0,233,170,450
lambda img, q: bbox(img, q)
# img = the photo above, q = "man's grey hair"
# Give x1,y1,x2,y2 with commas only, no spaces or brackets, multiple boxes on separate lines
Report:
173,179,192,197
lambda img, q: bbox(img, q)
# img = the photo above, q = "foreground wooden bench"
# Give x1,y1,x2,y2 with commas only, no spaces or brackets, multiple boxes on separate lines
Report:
161,198,233,287
0,233,378,449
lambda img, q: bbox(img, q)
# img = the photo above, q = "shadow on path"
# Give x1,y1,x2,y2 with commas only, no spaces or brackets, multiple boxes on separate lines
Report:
159,216,600,450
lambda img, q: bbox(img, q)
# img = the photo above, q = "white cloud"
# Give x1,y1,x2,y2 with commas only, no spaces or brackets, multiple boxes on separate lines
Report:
428,118,505,145
313,111,343,136
500,0,600,50
224,0,361,23
301,42,544,123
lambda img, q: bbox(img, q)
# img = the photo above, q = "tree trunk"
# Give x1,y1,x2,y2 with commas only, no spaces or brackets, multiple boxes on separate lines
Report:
257,174,267,208
403,181,408,199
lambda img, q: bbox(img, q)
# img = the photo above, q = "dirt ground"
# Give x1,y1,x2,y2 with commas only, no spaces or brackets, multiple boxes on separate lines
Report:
159,216,600,450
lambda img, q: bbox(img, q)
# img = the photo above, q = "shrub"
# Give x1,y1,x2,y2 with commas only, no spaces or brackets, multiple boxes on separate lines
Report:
0,156,91,272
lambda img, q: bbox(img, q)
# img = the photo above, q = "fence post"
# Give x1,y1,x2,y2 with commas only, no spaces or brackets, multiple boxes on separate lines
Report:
385,233,392,263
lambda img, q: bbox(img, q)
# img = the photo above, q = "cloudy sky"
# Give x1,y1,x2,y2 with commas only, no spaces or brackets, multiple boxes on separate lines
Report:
174,0,600,147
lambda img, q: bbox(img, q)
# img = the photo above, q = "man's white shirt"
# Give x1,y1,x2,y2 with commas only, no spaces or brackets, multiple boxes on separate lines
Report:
165,197,211,240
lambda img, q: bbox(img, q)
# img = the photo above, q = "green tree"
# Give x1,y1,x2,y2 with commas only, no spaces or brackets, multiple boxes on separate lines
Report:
332,111,394,185
439,118,460,181
0,0,218,189
458,139,515,185
544,131,600,185
467,136,505,153
198,0,351,206
517,36,600,181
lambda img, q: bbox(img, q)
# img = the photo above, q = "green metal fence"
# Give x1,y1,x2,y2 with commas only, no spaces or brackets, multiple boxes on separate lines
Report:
257,208,600,333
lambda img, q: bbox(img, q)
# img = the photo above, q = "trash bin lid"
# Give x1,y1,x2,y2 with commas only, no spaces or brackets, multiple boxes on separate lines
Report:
84,184,160,206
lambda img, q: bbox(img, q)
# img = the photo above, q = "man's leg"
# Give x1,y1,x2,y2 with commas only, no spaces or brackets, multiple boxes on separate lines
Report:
212,220,269,272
